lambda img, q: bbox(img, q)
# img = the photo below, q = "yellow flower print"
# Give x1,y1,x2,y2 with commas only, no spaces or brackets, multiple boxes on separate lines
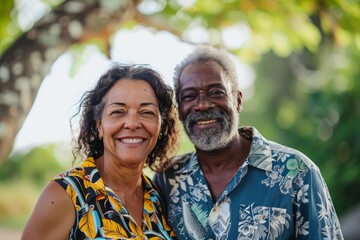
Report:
144,198,155,213
129,221,145,239
83,157,96,167
79,205,98,238
68,168,85,179
83,174,107,201
159,214,176,237
66,185,81,211
143,212,152,230
102,219,129,238
108,194,123,212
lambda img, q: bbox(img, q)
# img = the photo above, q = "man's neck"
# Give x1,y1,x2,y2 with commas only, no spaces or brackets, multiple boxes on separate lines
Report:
196,133,250,173
195,133,251,200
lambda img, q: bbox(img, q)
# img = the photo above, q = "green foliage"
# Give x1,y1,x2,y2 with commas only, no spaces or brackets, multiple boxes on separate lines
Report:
156,0,360,61
67,43,105,78
2,0,359,59
0,144,71,228
0,0,18,53
0,0,64,54
0,144,70,187
0,0,359,225
243,39,360,216
0,180,40,228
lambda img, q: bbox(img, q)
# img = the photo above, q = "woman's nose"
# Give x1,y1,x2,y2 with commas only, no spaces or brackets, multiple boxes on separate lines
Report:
124,115,141,129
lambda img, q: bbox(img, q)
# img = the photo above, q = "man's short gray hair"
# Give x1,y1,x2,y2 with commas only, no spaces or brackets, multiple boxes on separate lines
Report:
173,45,239,104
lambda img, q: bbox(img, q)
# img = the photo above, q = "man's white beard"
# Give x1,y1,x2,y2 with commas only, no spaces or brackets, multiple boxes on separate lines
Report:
184,109,239,151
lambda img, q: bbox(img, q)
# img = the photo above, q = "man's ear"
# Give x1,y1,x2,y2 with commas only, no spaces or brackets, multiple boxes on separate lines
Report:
178,109,183,122
236,91,243,112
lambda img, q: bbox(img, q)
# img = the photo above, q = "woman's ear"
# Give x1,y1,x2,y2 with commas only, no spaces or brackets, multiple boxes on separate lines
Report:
96,120,103,139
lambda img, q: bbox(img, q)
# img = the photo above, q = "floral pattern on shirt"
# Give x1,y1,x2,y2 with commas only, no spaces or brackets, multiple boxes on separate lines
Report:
154,127,343,240
54,157,176,240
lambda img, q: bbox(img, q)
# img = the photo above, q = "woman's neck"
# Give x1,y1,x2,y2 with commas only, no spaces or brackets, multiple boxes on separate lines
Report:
95,155,143,193
95,155,144,226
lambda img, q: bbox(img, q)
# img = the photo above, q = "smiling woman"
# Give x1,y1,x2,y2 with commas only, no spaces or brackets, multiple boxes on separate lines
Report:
96,80,162,170
21,63,179,239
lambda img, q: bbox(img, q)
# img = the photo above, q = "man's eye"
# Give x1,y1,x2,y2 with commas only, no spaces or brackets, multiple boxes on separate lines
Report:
209,90,225,97
180,94,196,102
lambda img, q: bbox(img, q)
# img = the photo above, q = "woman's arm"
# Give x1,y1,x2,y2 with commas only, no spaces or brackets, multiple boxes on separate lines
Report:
21,181,75,240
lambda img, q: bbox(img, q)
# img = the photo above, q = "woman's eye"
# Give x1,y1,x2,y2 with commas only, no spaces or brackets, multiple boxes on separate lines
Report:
110,110,125,116
142,110,155,116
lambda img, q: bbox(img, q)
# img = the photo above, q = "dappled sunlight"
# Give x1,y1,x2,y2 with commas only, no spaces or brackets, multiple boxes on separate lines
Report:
0,0,359,238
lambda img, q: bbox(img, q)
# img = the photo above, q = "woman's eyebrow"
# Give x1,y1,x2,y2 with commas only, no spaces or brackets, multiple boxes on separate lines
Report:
108,102,158,107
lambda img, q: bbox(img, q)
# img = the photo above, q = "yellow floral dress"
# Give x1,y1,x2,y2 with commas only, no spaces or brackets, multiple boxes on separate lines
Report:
53,157,176,239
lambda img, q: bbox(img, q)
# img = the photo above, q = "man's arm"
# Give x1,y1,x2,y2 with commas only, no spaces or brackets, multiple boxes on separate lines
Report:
295,169,343,239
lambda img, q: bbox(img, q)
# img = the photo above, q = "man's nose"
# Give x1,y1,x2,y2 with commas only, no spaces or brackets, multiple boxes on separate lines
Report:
193,94,214,111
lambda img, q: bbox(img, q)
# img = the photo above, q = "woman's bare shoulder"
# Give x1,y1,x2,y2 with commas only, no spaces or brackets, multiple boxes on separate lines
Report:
21,181,75,240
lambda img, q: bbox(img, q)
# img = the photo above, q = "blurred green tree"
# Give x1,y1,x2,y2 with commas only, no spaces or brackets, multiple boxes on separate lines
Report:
1,0,359,163
0,144,69,187
244,44,360,216
0,0,359,217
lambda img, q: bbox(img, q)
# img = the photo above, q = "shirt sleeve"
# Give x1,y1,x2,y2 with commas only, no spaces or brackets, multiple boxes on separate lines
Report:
295,168,344,239
153,172,169,209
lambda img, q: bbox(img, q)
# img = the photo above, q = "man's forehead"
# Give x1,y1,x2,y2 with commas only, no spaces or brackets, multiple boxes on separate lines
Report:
181,60,223,72
179,65,232,91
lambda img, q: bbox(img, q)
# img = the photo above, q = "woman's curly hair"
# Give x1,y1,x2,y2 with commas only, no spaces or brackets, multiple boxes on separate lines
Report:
70,63,179,172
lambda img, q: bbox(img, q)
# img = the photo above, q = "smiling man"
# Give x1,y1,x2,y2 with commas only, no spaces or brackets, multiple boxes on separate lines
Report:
154,45,343,240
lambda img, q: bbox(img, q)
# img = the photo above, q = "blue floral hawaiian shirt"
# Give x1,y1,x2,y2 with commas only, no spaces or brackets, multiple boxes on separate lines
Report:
154,127,343,240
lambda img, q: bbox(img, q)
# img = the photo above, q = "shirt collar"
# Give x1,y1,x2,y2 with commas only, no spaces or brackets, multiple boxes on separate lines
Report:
244,126,274,172
81,157,106,202
178,127,274,174
81,157,157,203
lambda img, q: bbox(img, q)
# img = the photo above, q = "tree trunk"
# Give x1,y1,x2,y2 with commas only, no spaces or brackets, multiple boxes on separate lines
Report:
0,0,137,163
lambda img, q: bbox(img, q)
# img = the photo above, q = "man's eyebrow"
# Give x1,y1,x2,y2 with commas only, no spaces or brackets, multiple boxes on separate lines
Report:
181,83,227,92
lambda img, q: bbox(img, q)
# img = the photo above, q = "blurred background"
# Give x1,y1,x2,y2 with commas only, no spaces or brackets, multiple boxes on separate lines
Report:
0,0,359,239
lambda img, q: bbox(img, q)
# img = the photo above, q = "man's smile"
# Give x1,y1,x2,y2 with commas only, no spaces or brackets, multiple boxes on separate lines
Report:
196,119,217,125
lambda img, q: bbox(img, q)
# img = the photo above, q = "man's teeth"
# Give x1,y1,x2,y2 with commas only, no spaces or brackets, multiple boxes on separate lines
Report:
196,119,217,125
121,138,143,143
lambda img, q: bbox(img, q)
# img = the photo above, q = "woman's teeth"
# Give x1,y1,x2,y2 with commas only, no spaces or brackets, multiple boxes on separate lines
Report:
121,138,143,143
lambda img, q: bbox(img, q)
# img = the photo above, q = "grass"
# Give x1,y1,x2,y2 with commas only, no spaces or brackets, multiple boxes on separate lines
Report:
0,180,41,229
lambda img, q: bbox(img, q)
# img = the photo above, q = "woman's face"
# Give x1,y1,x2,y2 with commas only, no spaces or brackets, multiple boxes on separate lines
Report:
97,79,161,167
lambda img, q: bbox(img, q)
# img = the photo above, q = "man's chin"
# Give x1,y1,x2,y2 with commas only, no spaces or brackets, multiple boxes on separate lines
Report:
189,125,220,136
188,129,236,152
189,133,219,150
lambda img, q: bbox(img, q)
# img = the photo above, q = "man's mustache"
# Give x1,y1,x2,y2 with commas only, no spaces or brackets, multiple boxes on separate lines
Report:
186,111,224,124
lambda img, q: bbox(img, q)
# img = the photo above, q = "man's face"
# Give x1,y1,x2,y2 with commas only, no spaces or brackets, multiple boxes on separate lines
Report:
178,60,242,151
